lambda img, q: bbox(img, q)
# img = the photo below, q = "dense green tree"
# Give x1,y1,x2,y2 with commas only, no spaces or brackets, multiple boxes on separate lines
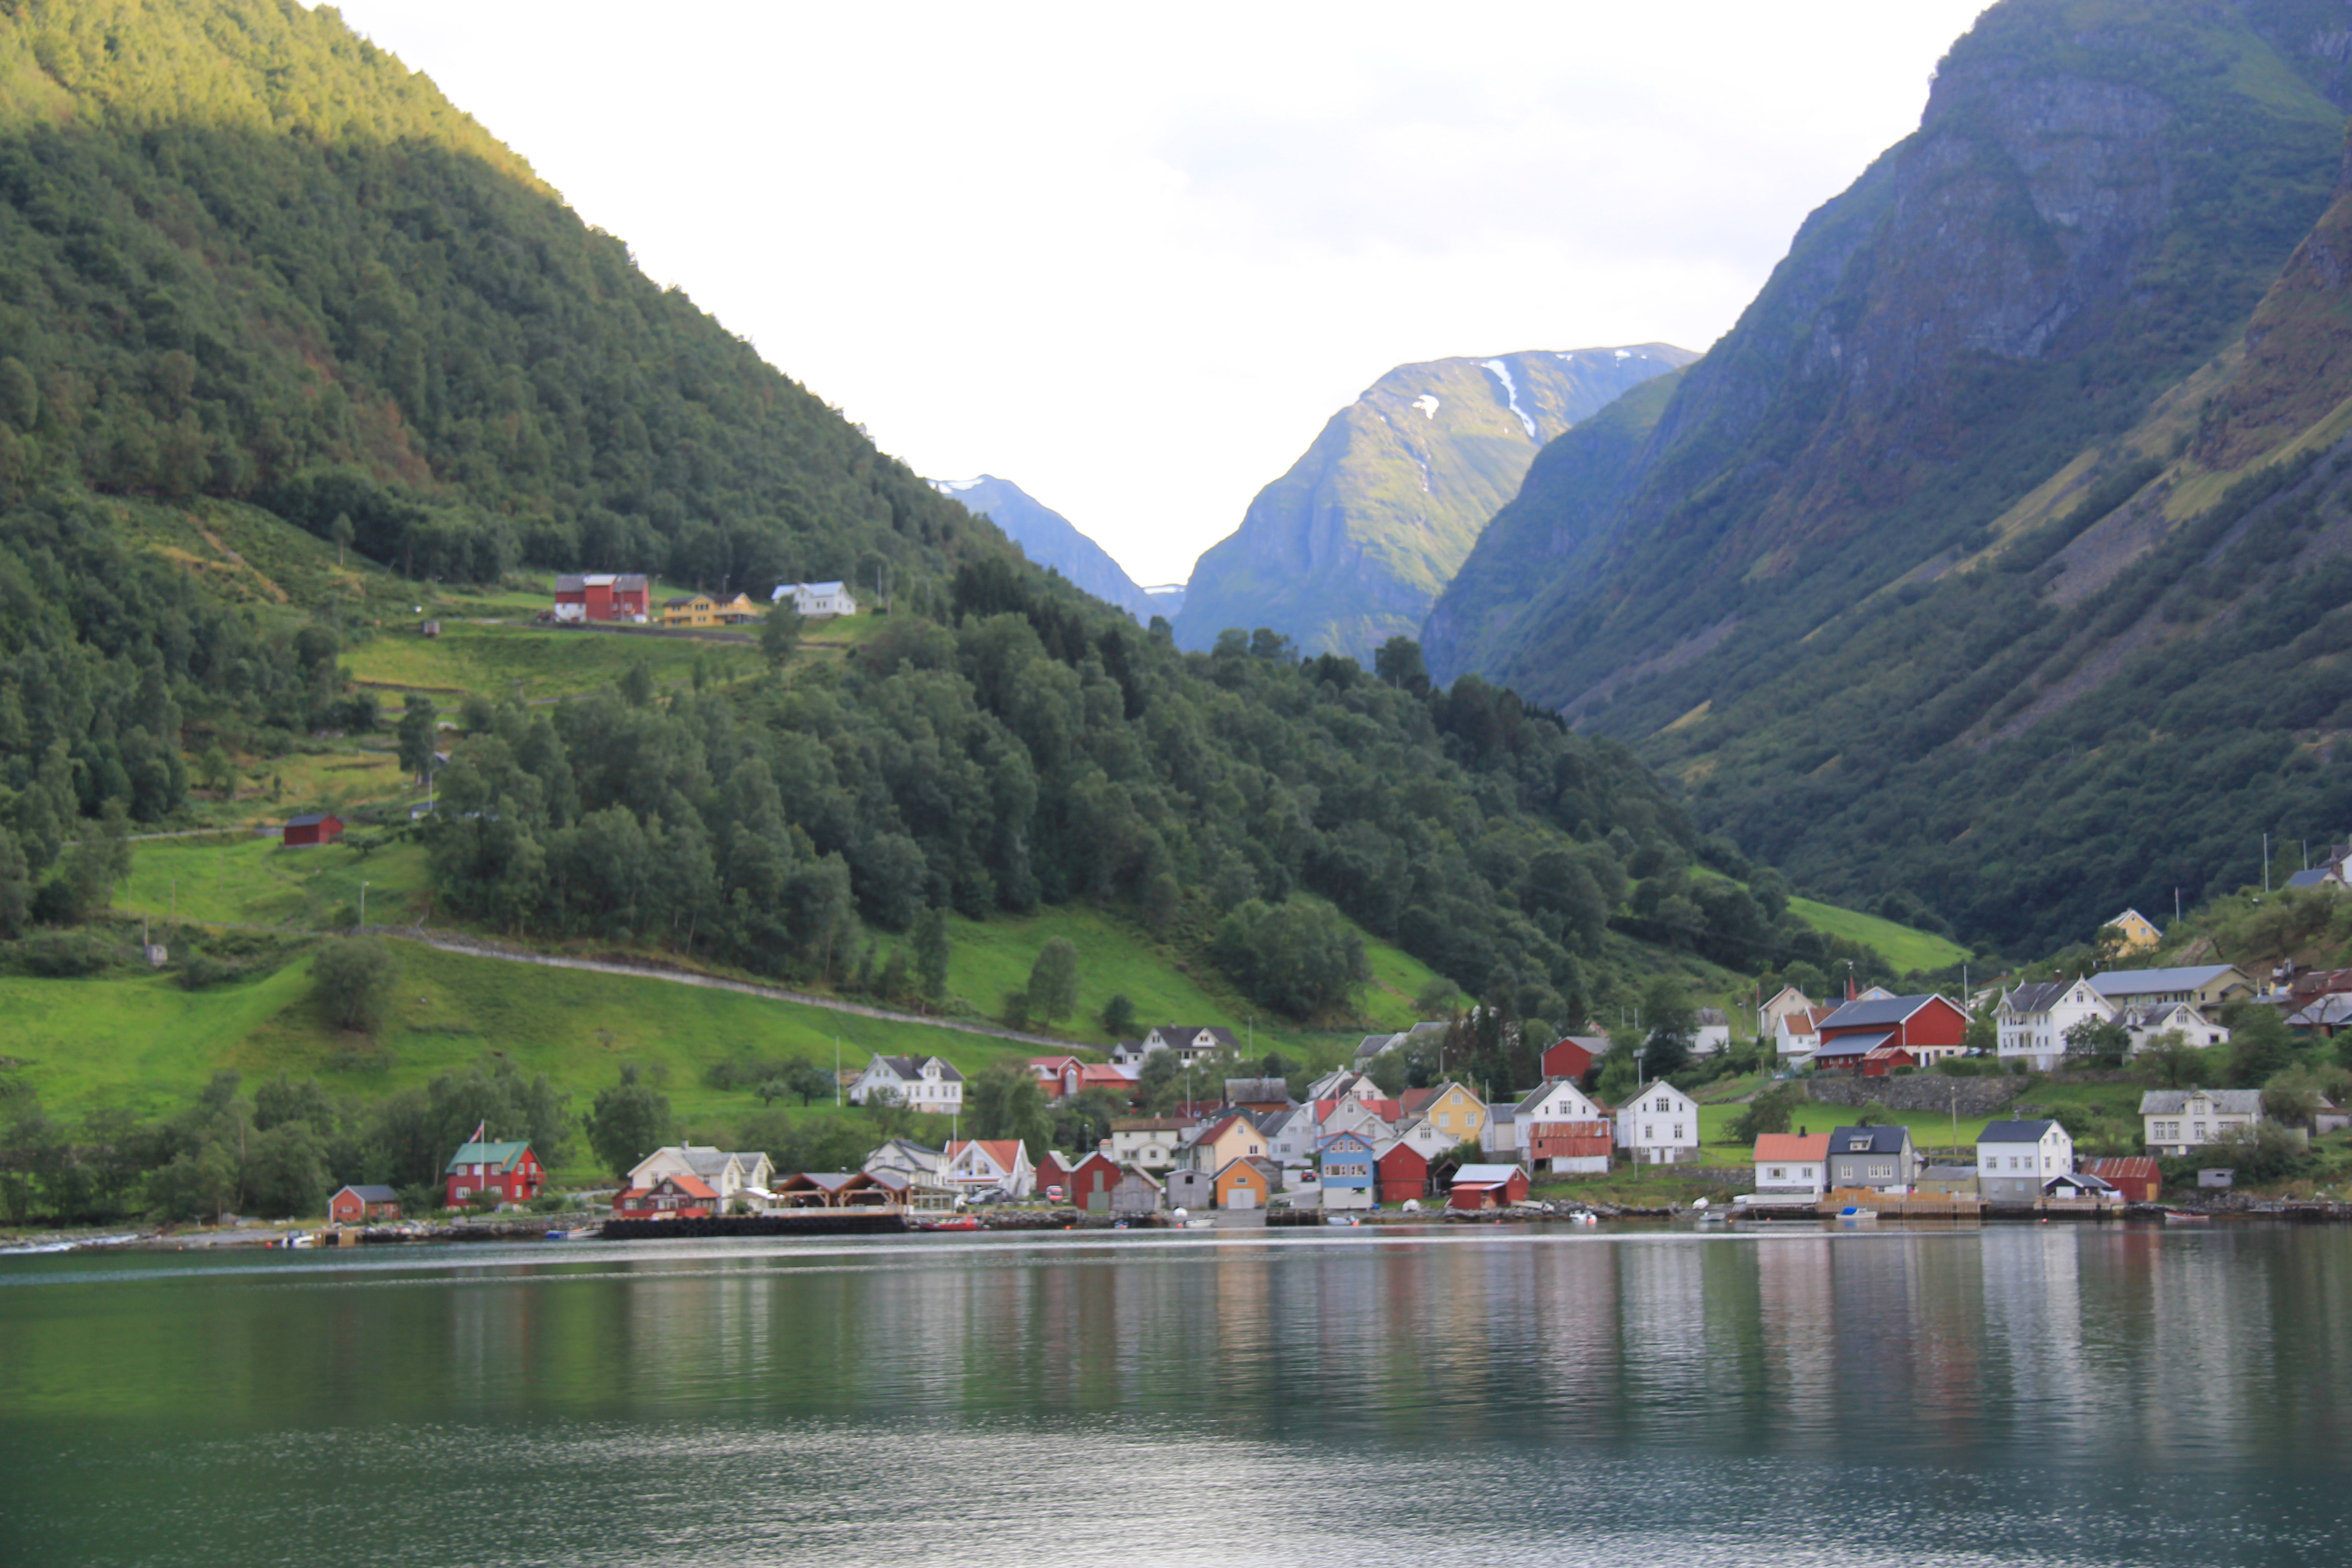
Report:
1099,992,1137,1036
397,695,439,784
311,936,401,1034
1027,937,1080,1024
966,1063,1052,1161
2063,1017,2133,1068
586,1066,672,1181
761,603,803,669
1638,975,1696,1081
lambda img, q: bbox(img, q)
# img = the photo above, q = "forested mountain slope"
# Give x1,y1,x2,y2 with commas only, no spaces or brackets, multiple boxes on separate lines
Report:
0,0,1878,1042
1175,346,1691,662
1425,0,2352,954
931,475,1156,622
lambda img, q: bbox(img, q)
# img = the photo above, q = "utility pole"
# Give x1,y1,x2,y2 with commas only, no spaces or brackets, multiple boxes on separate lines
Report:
359,880,368,929
834,1035,842,1106
2265,833,2272,893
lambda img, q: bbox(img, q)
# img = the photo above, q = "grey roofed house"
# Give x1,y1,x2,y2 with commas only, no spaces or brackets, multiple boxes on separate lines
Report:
1818,994,1947,1029
1353,1033,1401,1065
1811,1029,1895,1060
1225,1078,1291,1105
2002,980,2074,1014
2045,1171,2115,1198
2087,965,2249,1000
1825,1124,1917,1189
2138,1088,2264,1115
2288,995,2352,1029
341,1183,401,1204
2286,868,2335,890
1979,1118,2060,1144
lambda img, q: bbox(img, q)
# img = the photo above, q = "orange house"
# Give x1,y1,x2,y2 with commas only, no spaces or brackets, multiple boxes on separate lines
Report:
1213,1157,1271,1210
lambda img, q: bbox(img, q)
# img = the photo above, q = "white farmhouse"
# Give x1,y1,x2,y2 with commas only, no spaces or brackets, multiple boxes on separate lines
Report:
774,580,858,617
943,1139,1035,1197
2119,1000,2230,1053
847,1054,965,1113
1513,1079,1615,1174
2141,1088,2262,1156
1996,978,2114,1071
1692,1007,1734,1058
627,1146,774,1208
1616,1082,1701,1166
1976,1119,2074,1203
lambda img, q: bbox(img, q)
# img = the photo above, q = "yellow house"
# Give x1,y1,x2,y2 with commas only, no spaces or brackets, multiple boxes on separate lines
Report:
1193,1113,1268,1171
2102,909,2162,952
1213,1157,1271,1210
710,593,759,624
661,594,719,627
1402,1081,1487,1143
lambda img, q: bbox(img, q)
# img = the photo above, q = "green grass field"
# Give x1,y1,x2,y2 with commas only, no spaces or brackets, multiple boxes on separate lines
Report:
1785,896,1970,974
343,620,753,701
116,837,435,929
936,902,1438,1060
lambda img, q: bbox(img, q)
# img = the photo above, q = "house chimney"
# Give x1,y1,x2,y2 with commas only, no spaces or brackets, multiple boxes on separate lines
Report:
1847,971,1858,1001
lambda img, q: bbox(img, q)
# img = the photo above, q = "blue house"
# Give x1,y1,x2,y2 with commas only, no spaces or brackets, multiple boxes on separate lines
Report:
1318,1129,1378,1211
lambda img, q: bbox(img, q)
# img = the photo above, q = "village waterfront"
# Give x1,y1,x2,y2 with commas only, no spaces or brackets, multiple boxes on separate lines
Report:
4,1222,2349,1567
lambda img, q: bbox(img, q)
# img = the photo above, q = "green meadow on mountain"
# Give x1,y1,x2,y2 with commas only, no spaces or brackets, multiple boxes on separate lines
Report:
1175,346,1693,663
1427,0,2352,954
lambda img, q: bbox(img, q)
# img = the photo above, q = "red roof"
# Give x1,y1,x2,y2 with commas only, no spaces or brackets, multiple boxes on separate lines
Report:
2087,1156,2160,1179
1753,1134,1831,1162
948,1140,1026,1170
655,1173,717,1200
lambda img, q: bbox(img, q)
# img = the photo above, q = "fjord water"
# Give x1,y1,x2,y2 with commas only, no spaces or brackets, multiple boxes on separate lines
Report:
3,1227,2347,1566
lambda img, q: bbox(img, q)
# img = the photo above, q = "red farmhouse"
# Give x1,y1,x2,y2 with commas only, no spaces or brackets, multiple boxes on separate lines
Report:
1811,993,1969,1073
553,572,651,624
328,1184,402,1224
282,812,343,848
442,1139,544,1208
1376,1141,1430,1204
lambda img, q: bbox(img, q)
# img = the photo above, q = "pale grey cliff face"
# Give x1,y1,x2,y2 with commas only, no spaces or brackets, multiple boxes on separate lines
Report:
930,475,1155,622
1172,344,1694,662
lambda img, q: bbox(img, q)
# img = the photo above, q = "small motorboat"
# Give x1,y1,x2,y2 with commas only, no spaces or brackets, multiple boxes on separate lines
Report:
1325,1215,1361,1227
1836,1206,1879,1224
920,1215,983,1232
2161,1209,2210,1224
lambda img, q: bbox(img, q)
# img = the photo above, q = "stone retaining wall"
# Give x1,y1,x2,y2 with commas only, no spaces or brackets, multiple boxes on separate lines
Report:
1800,1074,2026,1117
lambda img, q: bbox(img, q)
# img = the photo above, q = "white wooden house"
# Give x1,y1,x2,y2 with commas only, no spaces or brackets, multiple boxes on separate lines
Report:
847,1054,964,1113
774,580,858,617
1977,1119,2075,1203
1615,1083,1700,1166
627,1146,774,1208
943,1139,1034,1197
1996,979,2113,1071
2141,1089,2263,1156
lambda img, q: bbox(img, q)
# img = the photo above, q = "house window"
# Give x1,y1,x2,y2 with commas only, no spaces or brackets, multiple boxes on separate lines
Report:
1644,1124,1655,1140
1673,1125,1684,1140
1768,1166,1786,1180
1869,1162,1894,1180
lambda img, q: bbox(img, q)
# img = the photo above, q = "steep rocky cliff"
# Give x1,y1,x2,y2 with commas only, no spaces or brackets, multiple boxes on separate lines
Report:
1425,0,2352,953
1173,345,1692,660
931,475,1155,621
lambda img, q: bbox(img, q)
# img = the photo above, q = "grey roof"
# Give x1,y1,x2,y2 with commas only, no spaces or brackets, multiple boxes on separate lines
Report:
1353,1033,1399,1063
1813,1029,1895,1057
338,1184,400,1203
870,1055,962,1083
286,812,337,828
2047,1171,2115,1193
1225,1078,1289,1102
1828,1126,1912,1156
1979,1119,2059,1143
1695,1008,1729,1027
2287,868,2332,889
2290,996,2352,1027
2003,981,2075,1014
2138,1089,2263,1114
1453,1164,1524,1184
2088,965,2243,998
1819,994,1949,1029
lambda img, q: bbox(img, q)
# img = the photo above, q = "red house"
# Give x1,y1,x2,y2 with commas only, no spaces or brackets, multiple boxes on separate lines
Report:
1068,1152,1123,1214
1811,993,1970,1072
1376,1141,1430,1204
612,1173,715,1219
553,572,651,623
2087,1156,2162,1203
1448,1164,1531,1210
442,1139,544,1208
1541,1034,1609,1081
328,1184,402,1224
282,812,344,848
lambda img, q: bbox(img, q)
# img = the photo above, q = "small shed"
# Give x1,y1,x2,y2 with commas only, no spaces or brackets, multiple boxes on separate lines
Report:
2045,1171,2117,1201
282,812,345,848
1916,1165,1979,1196
1541,1034,1607,1081
1214,1157,1270,1210
328,1184,402,1225
1449,1163,1531,1210
1068,1152,1122,1214
2086,1156,2161,1204
1166,1168,1215,1210
1376,1140,1430,1204
421,620,441,638
1110,1167,1164,1216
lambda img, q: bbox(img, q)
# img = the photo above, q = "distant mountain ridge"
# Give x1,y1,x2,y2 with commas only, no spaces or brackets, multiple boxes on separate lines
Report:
930,475,1156,622
1173,345,1694,661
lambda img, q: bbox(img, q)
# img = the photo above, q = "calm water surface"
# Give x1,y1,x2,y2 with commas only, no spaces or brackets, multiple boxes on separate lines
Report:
3,1223,2348,1566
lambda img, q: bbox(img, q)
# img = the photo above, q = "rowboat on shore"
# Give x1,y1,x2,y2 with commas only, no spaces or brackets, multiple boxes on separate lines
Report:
2161,1209,2210,1224
919,1216,983,1232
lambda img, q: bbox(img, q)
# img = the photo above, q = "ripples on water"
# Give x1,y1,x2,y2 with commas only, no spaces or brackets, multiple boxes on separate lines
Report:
1,1225,2345,1566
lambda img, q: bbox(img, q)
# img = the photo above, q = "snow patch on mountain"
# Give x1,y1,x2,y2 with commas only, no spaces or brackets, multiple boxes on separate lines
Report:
1413,394,1440,420
930,477,985,494
1482,359,1536,439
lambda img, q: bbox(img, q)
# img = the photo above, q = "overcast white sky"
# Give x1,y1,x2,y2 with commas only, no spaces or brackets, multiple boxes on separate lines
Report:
333,1,1988,585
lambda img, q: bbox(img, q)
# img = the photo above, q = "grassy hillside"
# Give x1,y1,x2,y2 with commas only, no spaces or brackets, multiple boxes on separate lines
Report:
1784,897,1970,975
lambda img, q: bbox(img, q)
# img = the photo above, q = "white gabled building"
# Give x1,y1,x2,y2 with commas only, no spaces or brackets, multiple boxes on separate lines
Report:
1977,1119,2074,1203
2141,1089,2263,1156
847,1054,965,1113
627,1146,775,1208
773,580,858,617
2119,1000,2230,1054
1513,1078,1614,1175
1996,978,2114,1071
943,1139,1035,1197
1616,1082,1700,1166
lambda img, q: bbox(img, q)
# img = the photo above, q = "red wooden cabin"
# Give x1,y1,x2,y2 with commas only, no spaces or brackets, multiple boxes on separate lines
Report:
282,813,343,848
1376,1141,1430,1204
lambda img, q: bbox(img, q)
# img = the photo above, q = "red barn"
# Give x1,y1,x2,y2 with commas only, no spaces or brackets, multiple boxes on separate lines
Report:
1541,1034,1609,1081
553,572,651,623
1526,1120,1614,1166
1068,1152,1122,1214
1035,1151,1074,1200
1812,993,1970,1072
1448,1164,1531,1210
1859,1046,1919,1078
282,812,343,848
1376,1141,1429,1204
442,1139,544,1208
328,1184,402,1224
2087,1156,2161,1204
